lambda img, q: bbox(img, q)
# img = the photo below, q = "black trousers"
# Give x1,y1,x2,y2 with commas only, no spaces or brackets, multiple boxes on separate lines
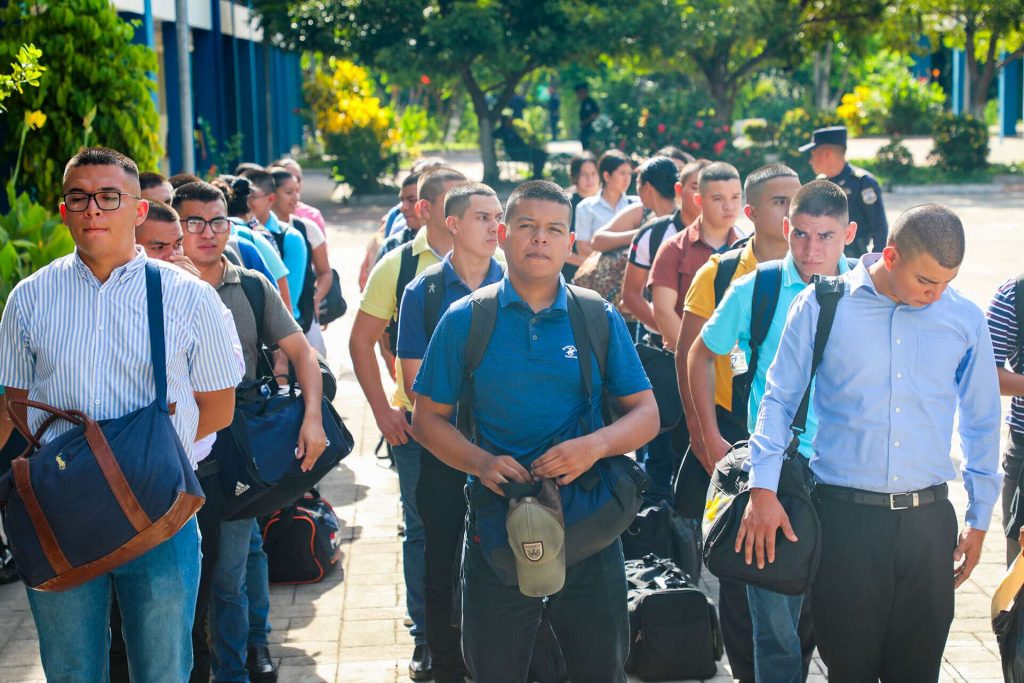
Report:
812,495,957,682
416,451,469,679
109,469,223,683
1001,430,1024,565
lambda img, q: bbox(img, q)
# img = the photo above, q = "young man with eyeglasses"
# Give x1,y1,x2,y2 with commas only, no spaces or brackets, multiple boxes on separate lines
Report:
0,147,241,682
176,180,328,683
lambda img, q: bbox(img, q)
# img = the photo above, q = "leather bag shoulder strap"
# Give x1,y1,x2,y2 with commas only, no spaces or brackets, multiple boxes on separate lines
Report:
144,263,168,412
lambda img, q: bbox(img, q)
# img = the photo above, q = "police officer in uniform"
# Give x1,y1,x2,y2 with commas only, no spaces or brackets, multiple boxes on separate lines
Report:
800,125,887,258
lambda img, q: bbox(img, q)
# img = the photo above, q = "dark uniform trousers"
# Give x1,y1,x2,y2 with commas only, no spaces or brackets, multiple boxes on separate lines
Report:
416,450,470,680
1001,430,1024,564
811,496,957,682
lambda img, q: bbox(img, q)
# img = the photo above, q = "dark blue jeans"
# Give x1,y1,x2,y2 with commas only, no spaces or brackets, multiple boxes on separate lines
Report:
641,429,676,504
461,536,628,683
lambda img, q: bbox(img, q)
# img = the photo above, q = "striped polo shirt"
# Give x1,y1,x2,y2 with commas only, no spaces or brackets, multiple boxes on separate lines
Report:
0,247,242,465
986,276,1024,434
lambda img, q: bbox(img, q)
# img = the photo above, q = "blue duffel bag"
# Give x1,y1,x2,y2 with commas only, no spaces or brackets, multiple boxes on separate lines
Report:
0,263,205,591
215,378,353,521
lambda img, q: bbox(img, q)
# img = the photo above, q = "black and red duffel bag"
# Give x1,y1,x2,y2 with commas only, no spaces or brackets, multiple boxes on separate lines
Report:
0,263,205,591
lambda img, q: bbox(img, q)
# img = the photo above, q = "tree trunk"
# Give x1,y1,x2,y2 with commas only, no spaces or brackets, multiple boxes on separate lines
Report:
813,43,834,111
707,77,737,124
478,113,499,185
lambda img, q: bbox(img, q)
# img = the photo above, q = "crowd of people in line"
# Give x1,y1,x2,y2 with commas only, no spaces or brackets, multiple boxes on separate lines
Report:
0,120,1018,683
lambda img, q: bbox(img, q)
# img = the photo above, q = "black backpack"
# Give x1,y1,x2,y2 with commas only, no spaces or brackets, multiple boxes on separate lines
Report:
620,500,701,581
268,218,317,333
261,489,342,584
625,555,722,681
385,241,420,355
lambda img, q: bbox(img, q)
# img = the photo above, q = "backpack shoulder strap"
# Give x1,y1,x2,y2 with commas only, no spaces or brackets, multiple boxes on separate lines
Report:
789,275,845,437
236,269,267,338
394,241,419,317
749,260,784,351
646,216,672,265
457,282,502,439
420,263,447,339
566,285,610,394
713,246,746,306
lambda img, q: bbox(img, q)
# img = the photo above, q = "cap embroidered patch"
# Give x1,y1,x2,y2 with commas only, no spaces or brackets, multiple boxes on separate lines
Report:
523,542,544,561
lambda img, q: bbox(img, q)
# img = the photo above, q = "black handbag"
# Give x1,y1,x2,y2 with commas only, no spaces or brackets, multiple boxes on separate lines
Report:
635,342,681,431
701,276,844,596
318,269,347,325
216,377,354,520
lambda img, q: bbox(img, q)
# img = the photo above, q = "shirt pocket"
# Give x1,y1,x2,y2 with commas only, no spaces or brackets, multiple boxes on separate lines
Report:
916,333,965,392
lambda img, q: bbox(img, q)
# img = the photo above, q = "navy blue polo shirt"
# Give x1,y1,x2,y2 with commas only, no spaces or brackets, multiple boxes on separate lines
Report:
413,276,651,466
396,253,505,360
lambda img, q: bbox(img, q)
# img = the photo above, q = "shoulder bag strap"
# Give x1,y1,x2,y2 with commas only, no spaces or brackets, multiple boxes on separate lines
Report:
788,275,845,444
144,263,169,413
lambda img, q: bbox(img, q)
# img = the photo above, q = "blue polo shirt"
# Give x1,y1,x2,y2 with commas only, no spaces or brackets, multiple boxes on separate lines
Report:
413,276,651,466
701,253,850,455
396,254,505,360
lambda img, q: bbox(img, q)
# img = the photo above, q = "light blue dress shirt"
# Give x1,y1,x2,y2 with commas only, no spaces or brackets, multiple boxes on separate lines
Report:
702,253,850,455
748,254,1001,530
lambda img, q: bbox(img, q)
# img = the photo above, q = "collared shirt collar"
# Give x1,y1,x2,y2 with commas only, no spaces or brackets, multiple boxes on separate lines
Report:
849,252,883,295
218,256,241,287
412,227,445,260
497,274,568,312
72,245,148,287
440,252,504,288
780,251,854,288
596,191,632,214
264,211,283,234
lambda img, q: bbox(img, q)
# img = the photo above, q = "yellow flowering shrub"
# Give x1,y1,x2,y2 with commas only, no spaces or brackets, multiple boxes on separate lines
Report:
306,58,399,192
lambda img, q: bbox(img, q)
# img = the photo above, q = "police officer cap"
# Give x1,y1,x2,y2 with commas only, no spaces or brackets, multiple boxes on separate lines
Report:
799,126,847,153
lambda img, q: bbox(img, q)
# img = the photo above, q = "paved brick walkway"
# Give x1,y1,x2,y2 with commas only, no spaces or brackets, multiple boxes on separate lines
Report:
1,185,1023,682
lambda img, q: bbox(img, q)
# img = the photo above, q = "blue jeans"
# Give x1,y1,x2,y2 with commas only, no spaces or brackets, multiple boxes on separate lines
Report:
747,585,806,683
641,430,675,503
392,436,426,644
27,516,200,683
461,537,629,682
247,520,272,648
210,518,254,682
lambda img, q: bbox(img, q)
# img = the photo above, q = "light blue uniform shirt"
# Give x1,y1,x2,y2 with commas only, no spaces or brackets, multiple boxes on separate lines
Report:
231,219,289,283
0,248,242,465
263,212,309,320
749,254,1001,530
701,253,850,456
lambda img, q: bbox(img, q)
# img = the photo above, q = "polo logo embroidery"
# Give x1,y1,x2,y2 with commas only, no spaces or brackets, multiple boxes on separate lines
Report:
235,481,250,496
563,345,578,359
428,283,436,293
862,187,878,205
55,455,66,471
523,542,544,561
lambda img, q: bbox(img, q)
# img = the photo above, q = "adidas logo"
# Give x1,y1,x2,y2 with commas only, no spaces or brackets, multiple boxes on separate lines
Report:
234,482,250,496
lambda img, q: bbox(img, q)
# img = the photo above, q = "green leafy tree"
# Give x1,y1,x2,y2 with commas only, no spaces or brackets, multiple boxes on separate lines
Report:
251,0,665,184
889,0,1024,118
0,0,161,206
0,44,45,113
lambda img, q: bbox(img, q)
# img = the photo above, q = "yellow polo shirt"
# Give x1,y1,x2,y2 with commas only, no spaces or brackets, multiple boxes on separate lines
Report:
682,240,758,410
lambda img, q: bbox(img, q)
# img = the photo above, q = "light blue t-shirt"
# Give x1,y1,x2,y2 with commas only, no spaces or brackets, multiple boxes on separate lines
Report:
263,212,309,320
232,219,289,283
700,253,850,455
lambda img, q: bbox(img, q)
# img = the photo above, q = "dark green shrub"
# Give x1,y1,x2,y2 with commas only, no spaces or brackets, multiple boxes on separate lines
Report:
929,114,988,174
775,108,842,182
874,138,914,183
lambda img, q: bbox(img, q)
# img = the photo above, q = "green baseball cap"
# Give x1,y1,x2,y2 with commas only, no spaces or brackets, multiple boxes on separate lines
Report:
506,478,566,597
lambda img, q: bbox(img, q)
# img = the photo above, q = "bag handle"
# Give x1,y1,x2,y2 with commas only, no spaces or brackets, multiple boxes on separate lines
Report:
787,276,845,449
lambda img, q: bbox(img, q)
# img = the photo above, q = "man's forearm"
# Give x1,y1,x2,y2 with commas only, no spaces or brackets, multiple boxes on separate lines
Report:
687,342,724,451
589,395,660,459
292,347,324,419
998,367,1024,396
350,337,392,413
412,409,491,476
654,310,682,349
623,290,658,330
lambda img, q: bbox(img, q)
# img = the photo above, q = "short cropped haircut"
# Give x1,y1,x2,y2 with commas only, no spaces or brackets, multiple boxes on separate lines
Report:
789,179,848,224
744,164,799,206
697,161,740,193
417,167,467,205
569,152,597,182
678,159,711,186
235,162,264,175
139,171,168,191
637,157,678,200
505,180,572,225
444,182,499,218
655,146,695,165
410,156,447,174
63,147,139,186
242,169,275,195
171,181,227,212
402,172,421,189
168,173,201,190
268,167,296,189
597,150,631,186
888,203,965,268
143,199,179,224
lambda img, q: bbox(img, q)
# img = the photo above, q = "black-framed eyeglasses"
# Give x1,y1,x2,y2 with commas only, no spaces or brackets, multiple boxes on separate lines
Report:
62,191,140,212
182,217,231,234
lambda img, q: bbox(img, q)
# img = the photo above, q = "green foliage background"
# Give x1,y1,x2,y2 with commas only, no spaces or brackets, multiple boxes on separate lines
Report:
0,0,162,206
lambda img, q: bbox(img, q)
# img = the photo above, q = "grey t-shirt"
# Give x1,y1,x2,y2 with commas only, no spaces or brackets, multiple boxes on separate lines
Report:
215,258,301,380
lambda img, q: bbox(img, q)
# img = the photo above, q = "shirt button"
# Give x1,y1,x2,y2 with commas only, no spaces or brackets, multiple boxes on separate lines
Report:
896,372,902,379
894,441,901,447
94,400,101,405
896,338,902,344
98,325,104,331
530,318,537,325
532,335,538,341
895,407,902,413
893,475,899,481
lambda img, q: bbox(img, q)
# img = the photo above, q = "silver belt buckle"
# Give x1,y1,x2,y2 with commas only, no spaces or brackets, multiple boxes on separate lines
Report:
889,492,919,510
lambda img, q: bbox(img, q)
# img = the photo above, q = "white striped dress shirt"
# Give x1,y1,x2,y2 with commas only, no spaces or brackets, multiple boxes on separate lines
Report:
0,247,242,466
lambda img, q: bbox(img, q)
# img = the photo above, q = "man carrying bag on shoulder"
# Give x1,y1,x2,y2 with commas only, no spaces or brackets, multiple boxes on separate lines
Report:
412,181,659,682
739,204,1001,681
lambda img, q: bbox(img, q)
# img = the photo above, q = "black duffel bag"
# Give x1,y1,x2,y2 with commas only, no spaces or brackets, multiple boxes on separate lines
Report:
700,275,843,596
634,342,681,431
625,554,722,681
216,378,354,521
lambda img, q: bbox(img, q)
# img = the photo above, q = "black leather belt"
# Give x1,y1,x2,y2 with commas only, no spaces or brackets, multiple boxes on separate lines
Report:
815,482,948,510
